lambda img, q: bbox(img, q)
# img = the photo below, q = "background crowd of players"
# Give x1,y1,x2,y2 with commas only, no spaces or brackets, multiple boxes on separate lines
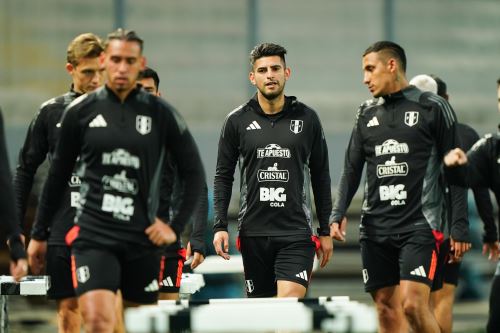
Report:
0,29,499,333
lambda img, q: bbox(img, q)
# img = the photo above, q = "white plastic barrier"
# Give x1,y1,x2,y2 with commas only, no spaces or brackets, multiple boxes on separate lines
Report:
0,276,50,333
178,273,205,297
125,296,378,333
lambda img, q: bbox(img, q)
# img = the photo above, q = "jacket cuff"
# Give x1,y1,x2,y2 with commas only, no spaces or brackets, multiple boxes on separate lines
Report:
8,235,27,261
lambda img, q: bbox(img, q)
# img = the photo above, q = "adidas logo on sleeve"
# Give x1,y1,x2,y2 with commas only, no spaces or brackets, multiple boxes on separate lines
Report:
367,116,379,127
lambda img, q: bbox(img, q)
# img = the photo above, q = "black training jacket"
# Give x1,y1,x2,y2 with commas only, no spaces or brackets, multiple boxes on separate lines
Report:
0,109,25,260
331,86,464,238
445,130,500,240
14,89,81,246
214,95,332,237
31,85,206,248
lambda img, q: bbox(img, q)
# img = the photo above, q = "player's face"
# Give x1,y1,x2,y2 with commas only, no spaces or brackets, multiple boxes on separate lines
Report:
67,57,103,94
139,77,159,96
249,55,290,101
362,52,395,98
101,39,145,95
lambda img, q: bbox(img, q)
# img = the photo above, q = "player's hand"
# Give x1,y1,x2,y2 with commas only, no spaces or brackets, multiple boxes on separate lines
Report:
449,238,472,263
10,258,28,282
213,231,230,260
331,217,347,242
482,241,500,261
317,236,333,268
145,218,177,246
444,148,468,167
27,239,47,275
186,241,205,269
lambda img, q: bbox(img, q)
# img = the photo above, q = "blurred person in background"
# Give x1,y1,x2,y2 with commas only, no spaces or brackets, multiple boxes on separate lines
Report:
16,33,104,333
410,74,497,333
138,67,207,301
28,29,206,333
443,77,500,333
213,42,334,298
331,41,469,333
0,107,27,282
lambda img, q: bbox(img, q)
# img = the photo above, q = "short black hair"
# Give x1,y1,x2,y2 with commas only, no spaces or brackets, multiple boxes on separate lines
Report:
105,28,144,52
497,77,500,85
363,41,407,72
138,67,160,90
249,43,287,67
430,74,447,98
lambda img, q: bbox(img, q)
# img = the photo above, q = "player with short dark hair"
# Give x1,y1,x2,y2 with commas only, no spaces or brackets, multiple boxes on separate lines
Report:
214,42,334,298
331,41,467,333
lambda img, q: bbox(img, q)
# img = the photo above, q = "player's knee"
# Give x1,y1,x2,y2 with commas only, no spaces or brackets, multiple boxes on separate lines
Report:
81,308,115,332
402,297,424,320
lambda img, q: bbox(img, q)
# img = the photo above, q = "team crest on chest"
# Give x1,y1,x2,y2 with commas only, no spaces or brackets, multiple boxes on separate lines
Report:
136,115,152,135
290,120,303,134
404,111,419,127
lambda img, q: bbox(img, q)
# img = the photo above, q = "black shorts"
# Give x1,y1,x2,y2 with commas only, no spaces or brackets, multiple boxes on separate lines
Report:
71,238,161,304
46,245,75,300
360,229,438,292
239,235,316,298
159,248,186,293
432,238,460,291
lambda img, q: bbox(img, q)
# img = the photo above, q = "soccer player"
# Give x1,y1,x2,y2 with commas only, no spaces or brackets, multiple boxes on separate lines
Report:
213,42,333,298
17,33,104,333
28,29,206,332
331,41,467,333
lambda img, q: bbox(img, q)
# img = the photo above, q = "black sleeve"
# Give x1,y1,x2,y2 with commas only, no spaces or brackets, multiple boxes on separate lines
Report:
213,114,239,233
331,109,365,223
444,136,492,188
471,187,497,242
448,185,469,242
431,96,459,158
164,107,207,238
189,183,208,256
156,153,175,222
308,112,332,236
0,109,26,260
13,107,50,229
31,107,80,240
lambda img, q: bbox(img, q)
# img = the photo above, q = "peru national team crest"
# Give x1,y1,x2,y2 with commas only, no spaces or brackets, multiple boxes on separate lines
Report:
404,111,419,127
290,120,303,134
136,115,152,135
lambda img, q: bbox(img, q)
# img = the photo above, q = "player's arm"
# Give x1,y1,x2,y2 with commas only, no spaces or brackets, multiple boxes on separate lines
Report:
13,106,50,230
0,109,26,265
187,184,208,268
330,108,366,241
448,184,471,260
308,112,333,267
31,104,81,241
213,113,239,260
164,106,207,241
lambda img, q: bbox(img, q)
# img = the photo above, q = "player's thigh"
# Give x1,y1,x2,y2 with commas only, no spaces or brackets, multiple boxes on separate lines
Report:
239,236,276,298
400,229,437,288
46,245,76,300
360,236,400,292
121,246,162,304
71,242,120,296
274,235,315,289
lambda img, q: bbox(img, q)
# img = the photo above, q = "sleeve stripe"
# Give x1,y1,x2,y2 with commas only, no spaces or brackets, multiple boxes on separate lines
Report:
428,95,456,128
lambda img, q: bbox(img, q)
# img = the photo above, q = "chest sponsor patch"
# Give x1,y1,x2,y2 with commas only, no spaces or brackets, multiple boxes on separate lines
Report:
379,184,407,206
257,144,290,158
376,156,408,178
102,149,140,169
257,163,289,182
102,170,139,195
375,139,409,156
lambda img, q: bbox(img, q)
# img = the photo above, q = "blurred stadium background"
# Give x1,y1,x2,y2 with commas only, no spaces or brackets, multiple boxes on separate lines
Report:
1,1,499,332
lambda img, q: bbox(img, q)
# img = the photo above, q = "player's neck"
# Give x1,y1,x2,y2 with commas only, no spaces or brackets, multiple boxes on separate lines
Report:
257,93,285,115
